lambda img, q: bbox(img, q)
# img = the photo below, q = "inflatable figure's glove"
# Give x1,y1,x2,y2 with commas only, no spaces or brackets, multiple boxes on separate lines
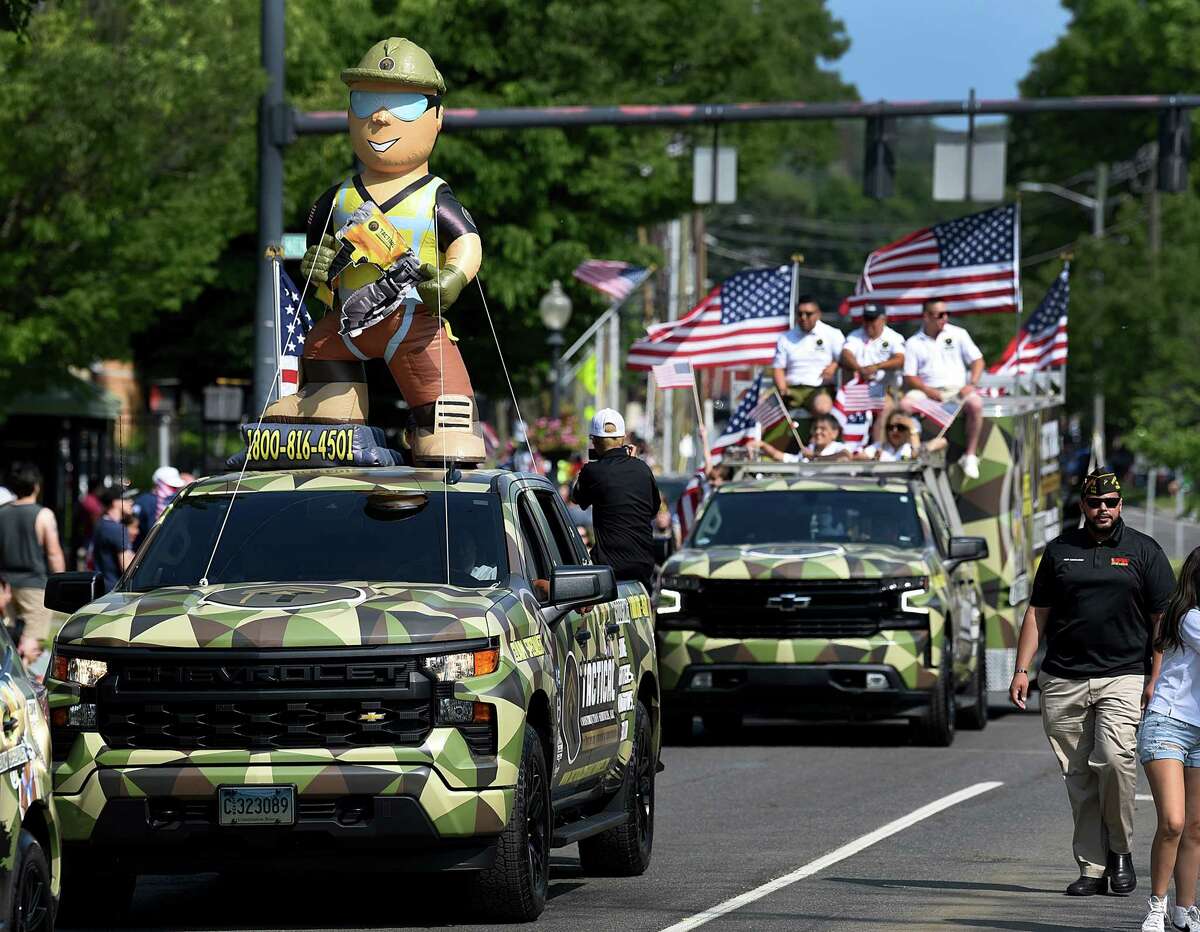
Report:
301,234,339,284
417,263,468,310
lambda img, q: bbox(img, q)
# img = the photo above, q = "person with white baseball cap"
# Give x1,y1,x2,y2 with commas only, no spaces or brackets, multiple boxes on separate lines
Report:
571,408,661,589
132,466,190,545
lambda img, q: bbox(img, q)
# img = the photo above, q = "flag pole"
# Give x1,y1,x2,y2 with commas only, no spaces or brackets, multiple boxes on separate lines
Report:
772,384,806,453
269,249,283,403
1011,200,1023,394
788,253,803,330
688,368,712,471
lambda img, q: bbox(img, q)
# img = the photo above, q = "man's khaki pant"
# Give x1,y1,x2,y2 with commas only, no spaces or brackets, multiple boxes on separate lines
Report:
1040,672,1142,877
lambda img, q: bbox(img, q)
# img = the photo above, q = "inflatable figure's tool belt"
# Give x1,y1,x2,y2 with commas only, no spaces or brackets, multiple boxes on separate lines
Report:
328,200,425,337
226,422,405,470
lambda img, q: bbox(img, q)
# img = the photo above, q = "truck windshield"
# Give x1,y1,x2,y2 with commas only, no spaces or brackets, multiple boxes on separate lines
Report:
692,490,923,549
127,490,507,590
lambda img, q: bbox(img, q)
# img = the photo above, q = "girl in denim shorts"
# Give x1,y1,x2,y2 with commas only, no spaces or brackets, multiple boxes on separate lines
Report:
1141,548,1200,931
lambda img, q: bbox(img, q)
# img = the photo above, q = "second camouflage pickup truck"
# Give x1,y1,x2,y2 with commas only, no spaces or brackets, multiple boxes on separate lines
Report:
656,457,989,746
45,465,660,922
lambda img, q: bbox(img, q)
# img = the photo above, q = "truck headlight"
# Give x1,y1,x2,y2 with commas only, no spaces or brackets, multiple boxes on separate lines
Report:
657,589,683,615
900,579,932,615
424,648,499,682
50,654,109,688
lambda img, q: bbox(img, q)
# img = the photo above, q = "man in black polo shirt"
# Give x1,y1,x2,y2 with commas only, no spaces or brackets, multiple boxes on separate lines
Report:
1010,468,1174,897
571,409,660,590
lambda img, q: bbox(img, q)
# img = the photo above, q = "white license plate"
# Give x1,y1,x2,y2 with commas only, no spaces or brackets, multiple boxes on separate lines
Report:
218,785,295,826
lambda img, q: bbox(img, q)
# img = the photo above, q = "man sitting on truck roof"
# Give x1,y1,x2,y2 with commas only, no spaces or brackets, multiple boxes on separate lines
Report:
771,295,844,421
841,302,905,445
899,297,985,479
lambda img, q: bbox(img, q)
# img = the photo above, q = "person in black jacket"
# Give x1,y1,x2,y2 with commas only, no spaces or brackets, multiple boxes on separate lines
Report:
571,409,660,590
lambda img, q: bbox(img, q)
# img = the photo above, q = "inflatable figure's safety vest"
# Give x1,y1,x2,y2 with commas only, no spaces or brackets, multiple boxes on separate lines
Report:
330,175,446,307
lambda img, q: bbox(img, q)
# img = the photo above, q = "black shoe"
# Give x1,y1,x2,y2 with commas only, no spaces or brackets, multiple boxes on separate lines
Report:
1066,874,1108,896
1108,851,1136,895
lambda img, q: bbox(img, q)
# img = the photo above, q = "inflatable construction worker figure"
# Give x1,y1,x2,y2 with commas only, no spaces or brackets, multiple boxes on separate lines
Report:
265,37,485,464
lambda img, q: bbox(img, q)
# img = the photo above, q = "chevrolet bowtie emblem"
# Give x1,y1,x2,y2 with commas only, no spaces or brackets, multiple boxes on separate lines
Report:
359,712,387,723
766,593,812,612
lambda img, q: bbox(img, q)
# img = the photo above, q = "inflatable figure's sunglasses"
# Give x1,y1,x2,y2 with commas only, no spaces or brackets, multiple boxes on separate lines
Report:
350,91,442,122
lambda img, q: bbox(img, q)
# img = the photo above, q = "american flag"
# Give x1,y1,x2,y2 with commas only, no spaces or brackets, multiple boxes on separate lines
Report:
832,391,872,449
990,264,1069,375
652,360,696,390
841,205,1020,321
626,267,792,370
709,374,776,461
908,394,960,429
839,378,886,413
573,260,652,302
749,387,788,430
277,264,312,397
675,470,709,542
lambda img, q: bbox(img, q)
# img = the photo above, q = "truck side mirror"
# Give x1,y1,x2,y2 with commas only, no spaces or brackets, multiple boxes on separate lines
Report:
44,572,103,615
947,536,989,564
549,565,616,612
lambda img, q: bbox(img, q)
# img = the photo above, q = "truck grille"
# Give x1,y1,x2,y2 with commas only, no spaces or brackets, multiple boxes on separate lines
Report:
685,578,910,639
96,653,433,751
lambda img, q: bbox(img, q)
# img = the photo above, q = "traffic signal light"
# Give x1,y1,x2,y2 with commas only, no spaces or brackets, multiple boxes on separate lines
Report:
863,116,896,199
1158,108,1191,193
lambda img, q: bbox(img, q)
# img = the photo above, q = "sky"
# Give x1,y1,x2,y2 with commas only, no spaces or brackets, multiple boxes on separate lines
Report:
826,0,1072,105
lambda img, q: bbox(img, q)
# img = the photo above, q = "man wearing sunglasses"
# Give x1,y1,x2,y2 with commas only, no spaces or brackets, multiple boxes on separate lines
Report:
1010,469,1174,897
841,302,904,444
771,295,845,432
900,298,985,478
266,38,485,462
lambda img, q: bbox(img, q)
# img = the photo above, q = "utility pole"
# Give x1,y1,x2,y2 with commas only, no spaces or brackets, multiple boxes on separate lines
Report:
253,0,287,413
1092,162,1107,465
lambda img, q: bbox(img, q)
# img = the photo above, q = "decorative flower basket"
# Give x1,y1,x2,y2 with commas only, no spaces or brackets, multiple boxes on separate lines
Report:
528,416,581,458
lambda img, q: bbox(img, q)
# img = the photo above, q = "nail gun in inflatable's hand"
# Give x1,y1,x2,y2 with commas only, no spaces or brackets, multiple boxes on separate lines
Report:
331,202,425,337
301,234,340,284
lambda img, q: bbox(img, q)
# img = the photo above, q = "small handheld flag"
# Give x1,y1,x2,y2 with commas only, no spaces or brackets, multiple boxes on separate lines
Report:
277,264,312,398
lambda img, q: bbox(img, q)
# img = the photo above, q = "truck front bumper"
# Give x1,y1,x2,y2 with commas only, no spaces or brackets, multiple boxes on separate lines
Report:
54,762,512,872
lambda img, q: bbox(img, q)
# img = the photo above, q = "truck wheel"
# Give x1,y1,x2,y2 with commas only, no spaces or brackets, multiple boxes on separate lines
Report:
55,853,136,926
9,830,52,932
579,701,655,876
912,640,956,747
959,636,989,731
475,723,550,922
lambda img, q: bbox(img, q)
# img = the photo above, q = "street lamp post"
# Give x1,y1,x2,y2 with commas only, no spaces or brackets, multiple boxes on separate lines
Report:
539,281,573,419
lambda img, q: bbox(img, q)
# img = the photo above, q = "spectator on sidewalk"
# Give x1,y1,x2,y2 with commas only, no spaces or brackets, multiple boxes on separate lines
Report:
0,463,65,663
899,298,985,479
132,466,188,544
92,489,136,593
1010,468,1174,898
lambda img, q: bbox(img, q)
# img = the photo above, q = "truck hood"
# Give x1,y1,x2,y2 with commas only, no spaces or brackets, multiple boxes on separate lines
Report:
57,582,498,650
664,542,929,581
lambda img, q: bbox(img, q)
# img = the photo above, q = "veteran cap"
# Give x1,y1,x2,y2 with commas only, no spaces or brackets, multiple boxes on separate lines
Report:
861,303,887,319
341,38,446,94
1081,467,1121,498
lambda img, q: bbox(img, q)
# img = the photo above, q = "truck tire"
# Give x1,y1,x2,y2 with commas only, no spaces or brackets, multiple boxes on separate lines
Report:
579,701,655,876
9,830,52,932
474,723,550,922
55,852,135,926
959,636,989,731
913,640,956,747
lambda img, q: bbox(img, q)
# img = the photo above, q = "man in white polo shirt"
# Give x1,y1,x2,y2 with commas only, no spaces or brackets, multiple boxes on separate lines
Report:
771,295,845,420
841,302,904,444
900,297,985,479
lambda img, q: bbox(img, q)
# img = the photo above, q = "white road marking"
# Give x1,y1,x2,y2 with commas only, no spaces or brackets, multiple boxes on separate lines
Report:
658,780,1004,932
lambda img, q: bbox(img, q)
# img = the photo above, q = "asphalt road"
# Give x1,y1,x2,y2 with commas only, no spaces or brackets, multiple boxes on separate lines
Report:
64,704,1162,932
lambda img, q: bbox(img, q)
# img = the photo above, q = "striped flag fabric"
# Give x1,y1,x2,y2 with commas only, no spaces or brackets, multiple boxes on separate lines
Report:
652,360,696,390
626,266,792,370
839,379,886,413
832,390,872,450
709,375,770,461
277,264,312,397
675,470,709,541
573,260,652,302
990,264,1069,375
749,388,788,431
841,204,1020,321
908,394,961,429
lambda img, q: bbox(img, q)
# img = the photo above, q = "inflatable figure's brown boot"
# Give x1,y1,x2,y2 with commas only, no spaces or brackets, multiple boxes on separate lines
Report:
411,394,485,465
262,361,369,424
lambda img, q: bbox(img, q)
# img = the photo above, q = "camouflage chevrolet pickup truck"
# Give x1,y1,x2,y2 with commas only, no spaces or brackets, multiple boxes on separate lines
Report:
45,466,660,922
656,457,988,746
